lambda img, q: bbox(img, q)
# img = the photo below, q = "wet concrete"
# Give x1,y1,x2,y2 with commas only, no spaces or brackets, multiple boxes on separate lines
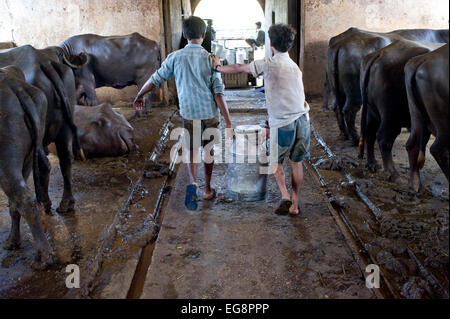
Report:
0,105,181,298
141,100,374,299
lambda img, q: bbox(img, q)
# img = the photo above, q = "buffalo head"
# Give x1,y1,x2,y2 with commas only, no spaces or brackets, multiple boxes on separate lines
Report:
74,103,135,158
62,52,97,106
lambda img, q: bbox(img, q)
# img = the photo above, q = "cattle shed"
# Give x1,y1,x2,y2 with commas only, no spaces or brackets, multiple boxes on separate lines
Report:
1,0,447,98
0,0,449,303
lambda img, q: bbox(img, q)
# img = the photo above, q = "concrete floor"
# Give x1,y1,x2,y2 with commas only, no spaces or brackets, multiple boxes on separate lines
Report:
140,92,374,299
141,157,373,299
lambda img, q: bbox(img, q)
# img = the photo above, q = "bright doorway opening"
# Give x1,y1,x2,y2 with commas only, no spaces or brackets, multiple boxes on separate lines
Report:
194,0,266,87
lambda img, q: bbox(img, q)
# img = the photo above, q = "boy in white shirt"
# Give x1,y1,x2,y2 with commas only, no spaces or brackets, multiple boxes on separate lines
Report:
212,24,310,216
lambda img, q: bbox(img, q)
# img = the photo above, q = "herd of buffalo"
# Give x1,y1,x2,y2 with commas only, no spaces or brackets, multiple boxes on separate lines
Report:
323,28,449,193
0,33,160,268
0,26,449,269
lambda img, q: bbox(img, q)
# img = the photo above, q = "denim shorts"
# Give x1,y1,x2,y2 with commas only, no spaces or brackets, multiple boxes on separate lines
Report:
275,114,311,163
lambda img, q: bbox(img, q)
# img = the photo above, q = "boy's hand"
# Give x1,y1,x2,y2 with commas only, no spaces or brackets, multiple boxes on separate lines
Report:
225,125,234,140
133,95,144,111
211,54,221,68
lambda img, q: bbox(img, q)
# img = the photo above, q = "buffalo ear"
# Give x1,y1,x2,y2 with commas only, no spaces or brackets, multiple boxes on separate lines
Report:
78,51,91,67
63,51,91,69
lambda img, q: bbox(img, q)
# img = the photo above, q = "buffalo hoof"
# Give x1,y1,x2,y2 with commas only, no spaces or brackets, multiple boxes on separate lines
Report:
410,182,424,195
31,251,57,271
2,237,23,251
387,171,399,183
44,201,53,214
366,162,381,173
351,139,360,147
57,198,75,214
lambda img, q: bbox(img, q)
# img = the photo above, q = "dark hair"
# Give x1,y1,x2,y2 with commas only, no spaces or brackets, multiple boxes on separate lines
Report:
183,16,206,40
268,24,296,53
255,21,262,27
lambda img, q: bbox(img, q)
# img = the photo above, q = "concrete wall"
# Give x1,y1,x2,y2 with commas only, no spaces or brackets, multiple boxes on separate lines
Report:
0,0,162,104
2,0,449,99
303,0,450,96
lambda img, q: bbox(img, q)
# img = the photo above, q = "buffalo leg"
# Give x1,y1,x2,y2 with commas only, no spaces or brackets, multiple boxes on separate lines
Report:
4,159,34,249
377,123,401,182
85,88,99,106
0,171,54,268
334,104,348,140
406,118,425,192
38,149,52,213
330,95,338,112
323,74,330,111
3,201,22,250
430,134,449,182
55,127,75,213
343,103,360,146
365,114,380,173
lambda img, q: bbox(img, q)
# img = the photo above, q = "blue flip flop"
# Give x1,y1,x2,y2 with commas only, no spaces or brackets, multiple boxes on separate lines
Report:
185,184,198,211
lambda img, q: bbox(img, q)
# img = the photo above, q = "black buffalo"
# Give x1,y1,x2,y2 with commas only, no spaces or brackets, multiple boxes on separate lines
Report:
326,28,449,145
59,33,161,110
0,45,85,268
358,40,443,182
323,27,361,111
405,44,449,193
0,66,53,268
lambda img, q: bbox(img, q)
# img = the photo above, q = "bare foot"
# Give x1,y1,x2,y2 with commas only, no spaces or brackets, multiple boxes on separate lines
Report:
289,202,300,216
204,189,216,201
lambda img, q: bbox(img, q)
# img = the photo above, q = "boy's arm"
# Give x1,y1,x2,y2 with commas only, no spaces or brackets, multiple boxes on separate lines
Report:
217,64,251,74
211,55,264,77
211,54,251,74
134,79,156,111
214,93,234,139
134,54,175,110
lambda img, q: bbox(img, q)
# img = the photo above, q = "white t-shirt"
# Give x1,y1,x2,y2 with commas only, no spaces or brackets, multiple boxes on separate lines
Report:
250,52,309,128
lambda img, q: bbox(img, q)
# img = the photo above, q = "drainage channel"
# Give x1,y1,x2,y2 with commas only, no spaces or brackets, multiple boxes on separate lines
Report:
308,123,449,299
126,111,182,299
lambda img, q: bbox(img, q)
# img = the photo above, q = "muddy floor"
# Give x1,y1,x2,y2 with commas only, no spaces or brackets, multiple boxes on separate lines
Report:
310,99,449,298
0,104,181,298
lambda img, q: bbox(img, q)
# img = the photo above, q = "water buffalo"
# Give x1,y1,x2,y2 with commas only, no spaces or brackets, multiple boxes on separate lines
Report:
0,66,55,269
0,45,85,210
74,103,135,158
59,33,161,110
405,44,449,193
323,27,362,111
327,28,449,145
359,40,443,182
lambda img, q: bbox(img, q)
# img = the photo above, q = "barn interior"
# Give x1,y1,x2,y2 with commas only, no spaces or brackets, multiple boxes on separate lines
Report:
0,0,448,299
